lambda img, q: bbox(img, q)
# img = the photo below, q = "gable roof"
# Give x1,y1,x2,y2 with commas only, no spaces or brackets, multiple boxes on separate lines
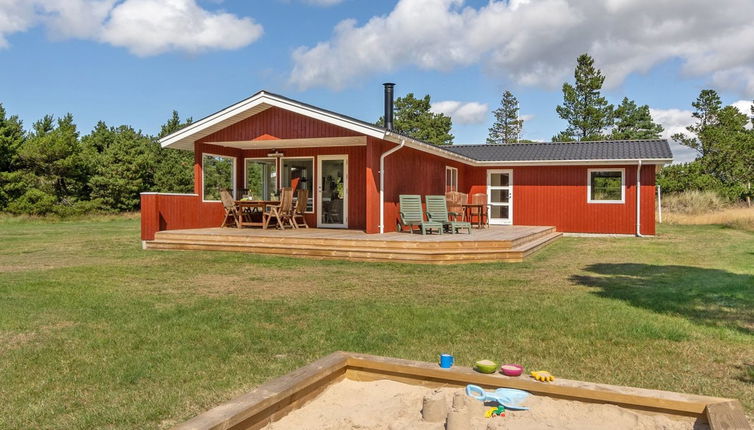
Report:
159,90,673,165
443,140,673,163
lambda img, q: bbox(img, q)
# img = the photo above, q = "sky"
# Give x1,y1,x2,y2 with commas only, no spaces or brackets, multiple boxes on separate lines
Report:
1,0,754,164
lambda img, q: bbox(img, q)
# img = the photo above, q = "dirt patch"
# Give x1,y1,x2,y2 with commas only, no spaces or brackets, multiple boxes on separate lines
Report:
0,321,76,353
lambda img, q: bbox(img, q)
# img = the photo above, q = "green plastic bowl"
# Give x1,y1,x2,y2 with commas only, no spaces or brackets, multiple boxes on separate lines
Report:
474,359,499,374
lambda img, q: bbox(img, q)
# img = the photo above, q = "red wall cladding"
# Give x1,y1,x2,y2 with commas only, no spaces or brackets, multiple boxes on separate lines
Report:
376,144,468,233
199,106,362,142
140,193,224,240
463,164,656,235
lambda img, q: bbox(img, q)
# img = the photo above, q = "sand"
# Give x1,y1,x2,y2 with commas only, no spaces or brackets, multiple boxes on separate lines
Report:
264,379,709,430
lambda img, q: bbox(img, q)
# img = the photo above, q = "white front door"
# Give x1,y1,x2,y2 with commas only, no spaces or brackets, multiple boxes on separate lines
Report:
317,155,348,228
487,169,513,225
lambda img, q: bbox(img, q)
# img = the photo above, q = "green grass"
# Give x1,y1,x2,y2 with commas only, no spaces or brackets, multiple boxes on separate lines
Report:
0,217,752,429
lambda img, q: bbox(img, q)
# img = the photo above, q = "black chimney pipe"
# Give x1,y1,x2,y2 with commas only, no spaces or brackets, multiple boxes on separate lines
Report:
383,83,395,131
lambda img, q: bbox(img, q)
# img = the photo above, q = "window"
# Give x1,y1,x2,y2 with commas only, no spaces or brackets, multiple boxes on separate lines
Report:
281,157,314,212
445,166,458,192
587,168,625,203
202,154,235,201
245,158,277,200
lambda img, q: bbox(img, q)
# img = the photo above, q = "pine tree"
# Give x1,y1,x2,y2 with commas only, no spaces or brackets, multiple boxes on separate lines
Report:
18,114,87,203
610,97,663,140
153,111,195,193
487,90,523,144
0,104,24,172
673,89,722,157
89,126,156,211
377,93,453,145
554,54,614,141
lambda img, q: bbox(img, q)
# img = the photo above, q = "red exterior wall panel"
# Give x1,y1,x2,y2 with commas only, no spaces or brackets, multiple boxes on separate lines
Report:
462,164,657,235
139,193,223,240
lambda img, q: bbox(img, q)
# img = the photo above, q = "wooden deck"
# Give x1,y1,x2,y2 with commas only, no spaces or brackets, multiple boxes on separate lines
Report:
144,225,561,264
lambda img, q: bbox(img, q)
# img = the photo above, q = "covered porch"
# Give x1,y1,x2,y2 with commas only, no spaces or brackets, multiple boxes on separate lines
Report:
143,225,561,264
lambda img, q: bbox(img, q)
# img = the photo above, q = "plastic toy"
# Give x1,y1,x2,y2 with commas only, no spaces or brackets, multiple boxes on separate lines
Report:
500,363,524,376
465,384,529,410
530,370,555,382
484,405,506,418
474,360,499,374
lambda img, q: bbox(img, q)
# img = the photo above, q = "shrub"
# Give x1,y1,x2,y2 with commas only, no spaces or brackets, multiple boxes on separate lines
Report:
661,190,728,215
6,189,57,215
52,199,107,217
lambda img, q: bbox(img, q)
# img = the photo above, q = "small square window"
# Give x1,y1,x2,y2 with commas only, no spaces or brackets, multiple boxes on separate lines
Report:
587,169,625,203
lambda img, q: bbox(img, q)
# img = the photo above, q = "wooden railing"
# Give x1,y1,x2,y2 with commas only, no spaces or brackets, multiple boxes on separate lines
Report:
140,193,224,240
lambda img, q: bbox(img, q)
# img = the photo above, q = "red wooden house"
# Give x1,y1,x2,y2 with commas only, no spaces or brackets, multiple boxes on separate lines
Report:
140,85,672,262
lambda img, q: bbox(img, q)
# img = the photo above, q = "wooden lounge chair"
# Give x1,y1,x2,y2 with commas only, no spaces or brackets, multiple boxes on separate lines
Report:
291,189,309,228
219,189,241,228
425,195,472,234
396,194,443,235
263,187,294,230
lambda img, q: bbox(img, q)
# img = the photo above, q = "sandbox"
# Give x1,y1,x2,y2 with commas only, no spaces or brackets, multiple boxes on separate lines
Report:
173,352,750,430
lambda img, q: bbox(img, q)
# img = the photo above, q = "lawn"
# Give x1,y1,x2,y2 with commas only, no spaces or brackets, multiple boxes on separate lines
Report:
0,216,752,429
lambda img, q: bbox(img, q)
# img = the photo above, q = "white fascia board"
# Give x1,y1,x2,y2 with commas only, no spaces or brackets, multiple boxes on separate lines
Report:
159,92,268,149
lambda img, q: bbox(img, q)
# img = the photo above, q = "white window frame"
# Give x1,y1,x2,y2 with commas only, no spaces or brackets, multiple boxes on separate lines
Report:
201,153,236,202
445,166,458,193
243,157,278,200
587,168,625,204
281,156,315,213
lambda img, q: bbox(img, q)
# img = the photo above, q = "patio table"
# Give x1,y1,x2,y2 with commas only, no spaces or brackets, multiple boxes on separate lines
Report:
462,203,487,229
235,200,279,228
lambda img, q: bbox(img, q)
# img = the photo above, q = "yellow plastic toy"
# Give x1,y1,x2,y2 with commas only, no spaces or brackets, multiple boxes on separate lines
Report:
530,370,555,382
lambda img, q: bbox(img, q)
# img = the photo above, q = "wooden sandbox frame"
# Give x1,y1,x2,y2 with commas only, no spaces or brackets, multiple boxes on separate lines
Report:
174,351,751,430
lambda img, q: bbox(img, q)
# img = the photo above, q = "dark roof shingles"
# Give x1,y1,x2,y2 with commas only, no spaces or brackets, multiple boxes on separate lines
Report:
442,140,673,162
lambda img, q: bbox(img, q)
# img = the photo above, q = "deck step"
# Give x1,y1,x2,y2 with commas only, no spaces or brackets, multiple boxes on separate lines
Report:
152,226,557,251
145,230,562,264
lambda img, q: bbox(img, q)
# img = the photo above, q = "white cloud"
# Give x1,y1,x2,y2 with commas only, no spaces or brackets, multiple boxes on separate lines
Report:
431,100,488,125
302,0,345,5
519,113,534,122
0,1,36,47
731,99,753,116
649,107,697,163
101,0,263,56
0,0,262,56
290,0,754,95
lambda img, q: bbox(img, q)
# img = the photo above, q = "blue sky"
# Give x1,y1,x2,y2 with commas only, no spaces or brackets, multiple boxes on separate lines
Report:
1,0,753,163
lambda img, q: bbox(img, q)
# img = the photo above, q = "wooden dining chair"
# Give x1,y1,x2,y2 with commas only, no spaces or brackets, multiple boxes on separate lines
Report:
219,189,241,228
291,189,309,228
445,191,464,221
471,193,490,228
263,187,294,230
